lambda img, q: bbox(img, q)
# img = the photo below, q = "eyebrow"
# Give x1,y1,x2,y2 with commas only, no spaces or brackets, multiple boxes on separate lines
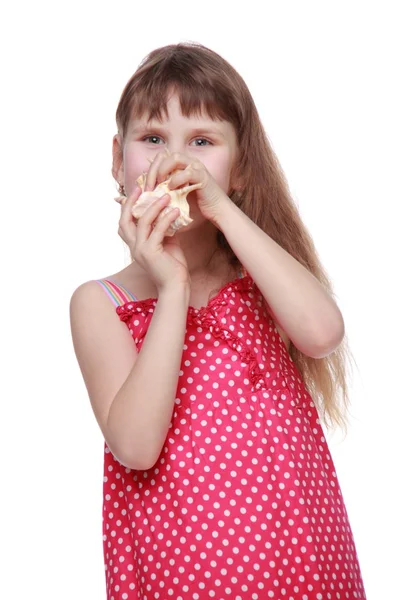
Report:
131,125,226,138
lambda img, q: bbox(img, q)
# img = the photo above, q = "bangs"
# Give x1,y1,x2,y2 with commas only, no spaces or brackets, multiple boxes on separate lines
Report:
118,63,241,136
132,81,229,123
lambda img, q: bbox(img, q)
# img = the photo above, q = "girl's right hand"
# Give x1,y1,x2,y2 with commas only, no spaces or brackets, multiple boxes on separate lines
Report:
117,186,190,293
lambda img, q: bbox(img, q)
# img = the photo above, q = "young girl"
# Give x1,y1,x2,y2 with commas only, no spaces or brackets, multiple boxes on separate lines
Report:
70,42,366,599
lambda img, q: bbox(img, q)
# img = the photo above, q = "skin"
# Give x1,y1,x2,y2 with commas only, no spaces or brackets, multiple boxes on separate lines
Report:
112,92,240,278
111,91,292,352
69,91,345,477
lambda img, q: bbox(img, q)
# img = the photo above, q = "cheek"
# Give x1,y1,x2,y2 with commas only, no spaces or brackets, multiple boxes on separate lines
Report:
204,156,232,190
123,145,150,183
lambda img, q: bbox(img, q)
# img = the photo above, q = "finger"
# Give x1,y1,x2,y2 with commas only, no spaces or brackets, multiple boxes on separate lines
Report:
121,185,142,220
135,193,172,245
167,164,205,192
166,165,191,190
119,185,142,230
156,153,192,187
144,148,171,192
149,206,181,246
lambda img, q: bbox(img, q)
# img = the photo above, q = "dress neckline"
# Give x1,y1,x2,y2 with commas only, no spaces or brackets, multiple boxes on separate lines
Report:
107,273,253,315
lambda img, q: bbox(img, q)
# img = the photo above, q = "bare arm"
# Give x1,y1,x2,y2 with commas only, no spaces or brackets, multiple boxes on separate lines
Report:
70,281,190,471
213,199,345,358
106,285,190,470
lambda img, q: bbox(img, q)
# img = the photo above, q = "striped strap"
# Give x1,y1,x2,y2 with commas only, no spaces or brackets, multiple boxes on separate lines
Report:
95,278,138,308
96,266,246,308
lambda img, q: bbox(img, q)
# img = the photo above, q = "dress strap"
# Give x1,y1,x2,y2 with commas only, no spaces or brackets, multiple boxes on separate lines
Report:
95,278,138,308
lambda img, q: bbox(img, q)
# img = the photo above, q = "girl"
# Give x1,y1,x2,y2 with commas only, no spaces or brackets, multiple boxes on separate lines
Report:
70,43,366,599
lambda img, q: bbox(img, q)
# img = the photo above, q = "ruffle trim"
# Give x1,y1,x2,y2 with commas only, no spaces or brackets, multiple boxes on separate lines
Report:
116,275,254,322
189,309,266,389
116,297,156,322
116,276,280,392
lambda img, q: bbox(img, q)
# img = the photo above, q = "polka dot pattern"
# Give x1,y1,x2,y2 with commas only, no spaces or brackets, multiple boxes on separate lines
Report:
101,276,367,599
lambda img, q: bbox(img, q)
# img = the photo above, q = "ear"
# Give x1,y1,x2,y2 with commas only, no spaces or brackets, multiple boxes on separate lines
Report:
111,134,124,184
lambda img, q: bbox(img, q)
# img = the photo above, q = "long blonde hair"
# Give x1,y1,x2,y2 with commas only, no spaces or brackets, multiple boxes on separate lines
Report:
113,42,356,430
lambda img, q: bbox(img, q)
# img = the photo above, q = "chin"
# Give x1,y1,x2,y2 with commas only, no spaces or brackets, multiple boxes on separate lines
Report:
175,214,211,236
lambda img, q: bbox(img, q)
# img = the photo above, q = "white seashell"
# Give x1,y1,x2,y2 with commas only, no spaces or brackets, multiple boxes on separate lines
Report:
132,172,202,236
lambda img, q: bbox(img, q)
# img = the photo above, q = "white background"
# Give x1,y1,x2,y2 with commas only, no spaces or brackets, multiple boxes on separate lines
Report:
1,1,398,598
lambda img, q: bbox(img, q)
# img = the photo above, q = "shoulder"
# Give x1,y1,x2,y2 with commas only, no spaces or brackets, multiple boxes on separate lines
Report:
69,279,105,305
70,264,142,304
69,279,138,374
70,277,120,303
69,275,134,319
69,280,117,327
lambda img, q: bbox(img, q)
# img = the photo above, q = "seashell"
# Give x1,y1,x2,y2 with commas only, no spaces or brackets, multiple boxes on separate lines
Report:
133,172,202,236
114,149,203,236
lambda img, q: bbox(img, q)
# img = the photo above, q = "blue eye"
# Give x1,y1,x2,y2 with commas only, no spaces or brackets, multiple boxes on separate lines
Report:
192,138,211,147
142,136,212,146
143,136,163,144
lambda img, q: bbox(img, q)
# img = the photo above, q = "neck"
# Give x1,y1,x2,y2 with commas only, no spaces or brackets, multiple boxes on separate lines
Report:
177,221,226,280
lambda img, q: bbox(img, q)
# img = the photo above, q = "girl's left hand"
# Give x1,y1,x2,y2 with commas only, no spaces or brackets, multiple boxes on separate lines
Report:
143,150,230,224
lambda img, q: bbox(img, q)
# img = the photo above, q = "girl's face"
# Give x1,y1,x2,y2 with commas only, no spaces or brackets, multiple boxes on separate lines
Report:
113,93,239,227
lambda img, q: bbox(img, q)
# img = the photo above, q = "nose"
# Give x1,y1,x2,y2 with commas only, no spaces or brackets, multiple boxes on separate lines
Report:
164,136,198,158
165,141,186,156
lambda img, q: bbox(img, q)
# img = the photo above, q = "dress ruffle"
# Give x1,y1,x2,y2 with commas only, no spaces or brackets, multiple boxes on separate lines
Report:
116,275,254,321
116,276,280,393
187,309,267,390
116,297,156,322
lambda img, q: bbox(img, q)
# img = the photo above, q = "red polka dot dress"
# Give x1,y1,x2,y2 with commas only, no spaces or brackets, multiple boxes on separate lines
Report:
95,273,366,600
